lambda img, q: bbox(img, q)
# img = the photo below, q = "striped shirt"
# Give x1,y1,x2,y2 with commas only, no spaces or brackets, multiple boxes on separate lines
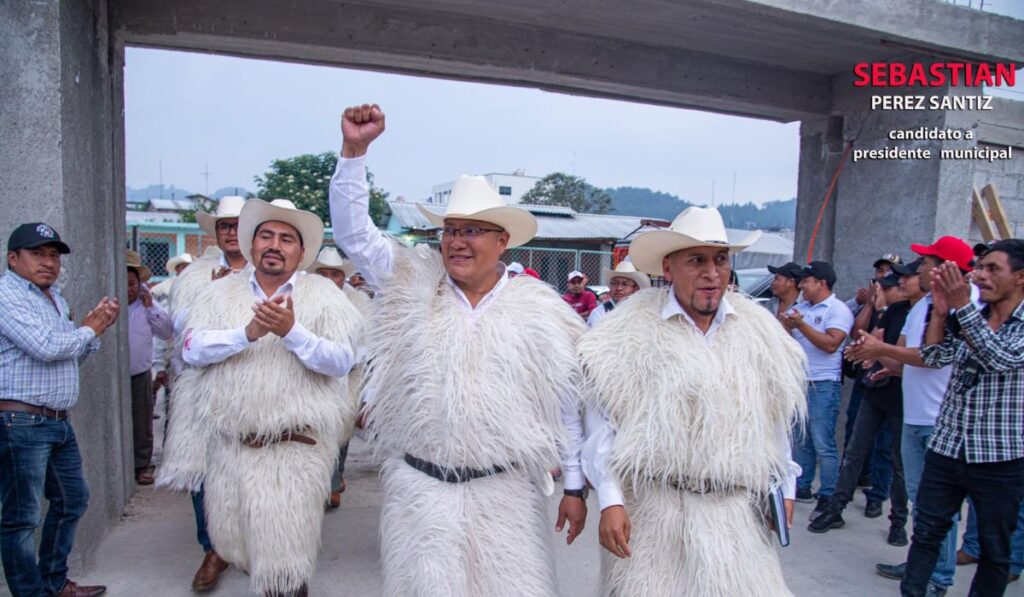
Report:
921,300,1024,463
0,270,100,410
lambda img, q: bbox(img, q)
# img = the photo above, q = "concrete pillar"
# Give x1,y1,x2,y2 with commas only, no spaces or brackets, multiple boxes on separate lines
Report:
795,83,1014,299
0,0,131,580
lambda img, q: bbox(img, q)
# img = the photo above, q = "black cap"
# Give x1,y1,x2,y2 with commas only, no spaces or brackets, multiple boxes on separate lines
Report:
872,253,902,268
973,241,996,257
801,261,837,287
877,271,902,288
7,223,70,254
892,258,922,276
767,262,805,280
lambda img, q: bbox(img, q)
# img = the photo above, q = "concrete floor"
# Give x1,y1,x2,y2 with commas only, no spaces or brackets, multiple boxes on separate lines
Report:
19,434,1016,597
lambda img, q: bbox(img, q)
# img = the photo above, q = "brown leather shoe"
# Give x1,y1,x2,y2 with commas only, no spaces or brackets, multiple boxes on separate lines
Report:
956,549,979,566
56,580,107,596
192,550,229,592
136,466,155,486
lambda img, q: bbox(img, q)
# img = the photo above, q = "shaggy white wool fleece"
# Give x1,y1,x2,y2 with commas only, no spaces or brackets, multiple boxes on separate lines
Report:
362,244,585,593
379,458,560,597
164,271,362,594
363,244,585,475
578,288,807,597
157,255,230,491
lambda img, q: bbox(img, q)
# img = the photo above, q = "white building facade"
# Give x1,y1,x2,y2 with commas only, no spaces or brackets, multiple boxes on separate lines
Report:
430,170,540,205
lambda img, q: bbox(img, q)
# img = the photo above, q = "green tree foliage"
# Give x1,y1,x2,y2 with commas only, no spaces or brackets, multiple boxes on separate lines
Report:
178,194,217,224
253,151,390,227
521,172,613,214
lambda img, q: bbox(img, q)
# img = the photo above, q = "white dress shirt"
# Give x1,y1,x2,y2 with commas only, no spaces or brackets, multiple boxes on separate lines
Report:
329,155,586,490
182,270,356,378
581,291,801,511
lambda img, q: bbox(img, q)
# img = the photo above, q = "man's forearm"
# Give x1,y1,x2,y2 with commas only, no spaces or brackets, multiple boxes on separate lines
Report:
328,156,394,288
797,323,841,353
878,343,925,367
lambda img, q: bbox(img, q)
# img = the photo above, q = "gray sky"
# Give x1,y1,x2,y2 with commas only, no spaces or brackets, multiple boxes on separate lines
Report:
124,48,801,206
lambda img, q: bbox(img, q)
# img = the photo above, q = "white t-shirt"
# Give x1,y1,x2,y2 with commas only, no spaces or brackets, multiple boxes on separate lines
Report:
900,288,981,426
791,293,855,381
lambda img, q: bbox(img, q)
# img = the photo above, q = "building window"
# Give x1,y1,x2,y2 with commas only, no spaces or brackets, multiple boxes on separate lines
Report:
498,186,512,196
138,239,171,277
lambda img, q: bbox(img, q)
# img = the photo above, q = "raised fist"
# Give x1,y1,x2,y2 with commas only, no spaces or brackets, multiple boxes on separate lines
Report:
341,104,386,157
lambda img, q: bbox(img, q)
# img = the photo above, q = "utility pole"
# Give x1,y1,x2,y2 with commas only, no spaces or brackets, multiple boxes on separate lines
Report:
201,164,212,195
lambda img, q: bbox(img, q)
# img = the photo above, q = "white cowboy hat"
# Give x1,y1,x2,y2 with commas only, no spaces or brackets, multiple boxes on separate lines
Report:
125,249,154,282
307,246,352,275
165,253,195,276
196,195,246,236
602,257,651,289
202,245,224,259
629,206,762,276
238,198,324,271
416,176,537,248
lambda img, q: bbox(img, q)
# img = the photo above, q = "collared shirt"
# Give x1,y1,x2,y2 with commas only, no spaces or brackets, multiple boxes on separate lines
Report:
329,156,586,489
921,300,1024,463
0,270,100,410
581,291,801,510
586,300,615,327
791,293,854,381
182,270,356,378
127,298,173,376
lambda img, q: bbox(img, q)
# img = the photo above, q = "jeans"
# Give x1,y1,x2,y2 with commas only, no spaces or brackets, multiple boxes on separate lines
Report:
794,380,841,496
843,381,893,498
0,412,90,596
962,497,1024,576
902,451,1024,597
330,442,350,493
832,399,908,528
902,423,958,588
191,485,213,553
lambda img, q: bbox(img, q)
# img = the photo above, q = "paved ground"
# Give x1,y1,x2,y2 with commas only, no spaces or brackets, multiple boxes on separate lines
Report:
21,433,1018,597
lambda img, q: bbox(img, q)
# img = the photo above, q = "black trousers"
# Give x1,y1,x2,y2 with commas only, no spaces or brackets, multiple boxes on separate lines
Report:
833,397,908,528
902,451,1024,597
130,372,154,472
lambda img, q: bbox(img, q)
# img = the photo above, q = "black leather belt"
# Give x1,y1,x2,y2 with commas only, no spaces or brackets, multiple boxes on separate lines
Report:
662,476,747,495
403,453,509,483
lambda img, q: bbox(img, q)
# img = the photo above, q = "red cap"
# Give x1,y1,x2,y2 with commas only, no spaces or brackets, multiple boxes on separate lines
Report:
910,236,973,271
523,267,541,279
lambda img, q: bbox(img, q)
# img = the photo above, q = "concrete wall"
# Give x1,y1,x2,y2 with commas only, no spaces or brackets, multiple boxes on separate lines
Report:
0,0,132,584
795,83,1024,300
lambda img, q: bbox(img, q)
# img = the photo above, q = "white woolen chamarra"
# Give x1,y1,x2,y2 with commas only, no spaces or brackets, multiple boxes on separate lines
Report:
578,288,807,597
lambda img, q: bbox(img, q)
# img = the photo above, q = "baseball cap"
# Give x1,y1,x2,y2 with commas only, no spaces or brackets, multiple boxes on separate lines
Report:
873,253,902,268
801,261,837,287
892,258,922,276
972,241,996,257
567,270,585,281
7,223,70,254
767,262,804,280
507,262,524,275
877,271,902,288
910,236,973,272
523,268,541,279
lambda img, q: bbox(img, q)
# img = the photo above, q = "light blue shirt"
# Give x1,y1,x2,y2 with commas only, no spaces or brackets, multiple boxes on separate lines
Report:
791,293,854,381
0,270,100,410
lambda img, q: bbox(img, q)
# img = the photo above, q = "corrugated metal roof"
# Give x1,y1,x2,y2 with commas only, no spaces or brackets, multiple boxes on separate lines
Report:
387,201,794,259
148,198,197,211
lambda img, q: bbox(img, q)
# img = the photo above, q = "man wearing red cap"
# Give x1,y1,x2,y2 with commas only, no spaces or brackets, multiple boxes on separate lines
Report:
902,239,1024,597
847,236,978,595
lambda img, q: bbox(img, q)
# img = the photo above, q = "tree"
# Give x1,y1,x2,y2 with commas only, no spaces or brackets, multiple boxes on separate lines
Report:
178,194,217,224
253,151,390,227
520,172,612,214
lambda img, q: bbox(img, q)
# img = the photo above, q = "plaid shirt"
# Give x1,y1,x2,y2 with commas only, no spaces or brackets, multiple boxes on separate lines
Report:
0,270,99,410
921,300,1024,463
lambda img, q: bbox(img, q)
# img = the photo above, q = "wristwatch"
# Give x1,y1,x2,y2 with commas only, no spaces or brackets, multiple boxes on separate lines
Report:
563,487,590,500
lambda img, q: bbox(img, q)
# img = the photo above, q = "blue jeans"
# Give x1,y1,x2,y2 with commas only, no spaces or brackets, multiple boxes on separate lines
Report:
962,497,1024,576
902,423,957,588
795,380,841,496
191,486,213,553
0,412,90,596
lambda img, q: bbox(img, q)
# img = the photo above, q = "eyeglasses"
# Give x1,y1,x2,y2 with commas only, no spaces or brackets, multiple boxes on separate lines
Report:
609,279,638,289
438,226,505,240
216,221,238,233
